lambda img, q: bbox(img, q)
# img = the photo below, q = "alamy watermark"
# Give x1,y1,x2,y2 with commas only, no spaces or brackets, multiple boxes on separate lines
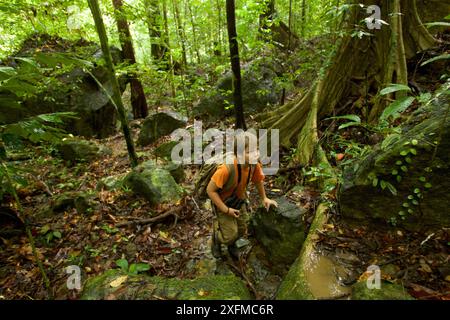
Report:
169,120,279,175
66,265,81,290
366,265,381,289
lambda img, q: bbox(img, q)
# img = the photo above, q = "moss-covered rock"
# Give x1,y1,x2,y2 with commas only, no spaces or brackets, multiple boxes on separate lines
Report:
352,281,414,300
56,138,111,162
193,60,282,121
124,161,184,205
96,173,126,191
38,191,95,217
154,141,179,160
339,83,450,229
81,269,252,300
250,196,306,274
137,111,187,146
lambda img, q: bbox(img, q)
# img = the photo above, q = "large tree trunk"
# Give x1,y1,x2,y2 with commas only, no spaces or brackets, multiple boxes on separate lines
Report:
259,0,435,166
112,0,148,119
88,0,138,168
226,0,246,130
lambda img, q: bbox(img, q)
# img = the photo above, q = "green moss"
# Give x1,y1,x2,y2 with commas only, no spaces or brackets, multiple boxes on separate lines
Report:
81,271,251,300
352,281,414,300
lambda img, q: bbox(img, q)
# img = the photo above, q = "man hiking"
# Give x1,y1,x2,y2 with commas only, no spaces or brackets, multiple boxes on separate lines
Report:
206,132,278,259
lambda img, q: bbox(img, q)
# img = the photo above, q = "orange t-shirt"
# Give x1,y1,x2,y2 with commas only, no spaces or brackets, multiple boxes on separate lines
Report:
211,157,265,200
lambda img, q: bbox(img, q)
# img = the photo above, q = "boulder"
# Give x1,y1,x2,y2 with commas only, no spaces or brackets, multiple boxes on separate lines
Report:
193,60,282,121
80,269,251,300
137,111,187,146
250,196,307,273
124,161,184,204
96,173,127,191
352,281,414,300
38,191,96,218
339,83,450,229
56,138,111,162
0,34,127,138
154,140,179,160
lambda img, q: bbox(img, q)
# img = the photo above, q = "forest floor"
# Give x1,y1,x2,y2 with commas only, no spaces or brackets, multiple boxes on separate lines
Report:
0,115,449,300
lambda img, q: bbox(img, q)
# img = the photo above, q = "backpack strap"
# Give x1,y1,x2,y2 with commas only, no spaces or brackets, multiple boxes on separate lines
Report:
222,162,241,194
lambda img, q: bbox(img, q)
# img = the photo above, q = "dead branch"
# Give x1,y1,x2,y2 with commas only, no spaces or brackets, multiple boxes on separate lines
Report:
116,207,182,227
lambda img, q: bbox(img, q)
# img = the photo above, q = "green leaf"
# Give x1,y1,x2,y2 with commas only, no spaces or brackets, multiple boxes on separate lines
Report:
400,150,408,156
53,231,62,239
405,157,412,164
372,177,378,187
386,182,397,195
396,175,402,183
380,84,411,96
411,139,418,146
391,169,398,175
424,183,432,189
402,202,409,208
414,188,421,194
381,96,415,121
128,264,137,275
380,180,386,190
398,211,405,216
410,148,417,155
401,166,408,172
134,263,150,273
421,54,450,67
325,114,361,123
419,176,426,182
338,122,361,130
396,160,403,165
408,195,414,200
115,259,129,272
407,209,414,214
412,200,419,205
424,22,450,28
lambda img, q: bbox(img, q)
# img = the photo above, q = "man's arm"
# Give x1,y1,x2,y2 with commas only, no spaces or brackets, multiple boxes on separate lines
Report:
207,180,240,218
254,180,278,211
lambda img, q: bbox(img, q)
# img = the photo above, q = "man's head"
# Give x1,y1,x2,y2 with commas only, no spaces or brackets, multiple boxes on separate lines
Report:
233,130,259,165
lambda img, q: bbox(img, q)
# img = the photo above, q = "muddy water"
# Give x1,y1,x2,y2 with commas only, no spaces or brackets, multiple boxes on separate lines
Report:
304,251,351,299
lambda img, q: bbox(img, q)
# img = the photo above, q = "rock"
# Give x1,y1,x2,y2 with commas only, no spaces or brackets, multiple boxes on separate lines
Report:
154,141,179,160
0,34,127,138
124,161,184,205
163,162,185,183
56,138,111,162
38,191,95,217
339,83,450,229
250,196,307,274
137,111,187,146
80,269,251,300
352,281,414,300
96,173,126,191
276,204,329,300
193,60,282,121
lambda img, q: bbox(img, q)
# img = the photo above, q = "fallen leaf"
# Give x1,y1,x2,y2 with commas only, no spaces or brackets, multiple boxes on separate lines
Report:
110,275,128,288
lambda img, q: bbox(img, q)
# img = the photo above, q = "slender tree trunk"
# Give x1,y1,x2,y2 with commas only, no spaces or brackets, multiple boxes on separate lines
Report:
187,3,201,64
88,0,138,167
172,0,188,68
162,0,177,103
145,0,167,62
216,0,223,57
288,0,292,49
112,0,148,119
301,0,306,37
259,0,276,40
226,0,246,130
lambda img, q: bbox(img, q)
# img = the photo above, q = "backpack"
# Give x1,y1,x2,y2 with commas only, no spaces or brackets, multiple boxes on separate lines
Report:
194,153,254,200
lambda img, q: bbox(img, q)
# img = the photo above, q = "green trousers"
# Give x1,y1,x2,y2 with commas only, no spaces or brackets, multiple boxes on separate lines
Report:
212,203,249,245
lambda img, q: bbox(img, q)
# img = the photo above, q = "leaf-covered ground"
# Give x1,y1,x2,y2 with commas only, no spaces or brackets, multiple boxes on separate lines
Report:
0,117,448,300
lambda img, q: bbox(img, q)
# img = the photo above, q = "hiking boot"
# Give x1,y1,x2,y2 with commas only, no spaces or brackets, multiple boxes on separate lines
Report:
211,231,222,258
227,244,240,260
